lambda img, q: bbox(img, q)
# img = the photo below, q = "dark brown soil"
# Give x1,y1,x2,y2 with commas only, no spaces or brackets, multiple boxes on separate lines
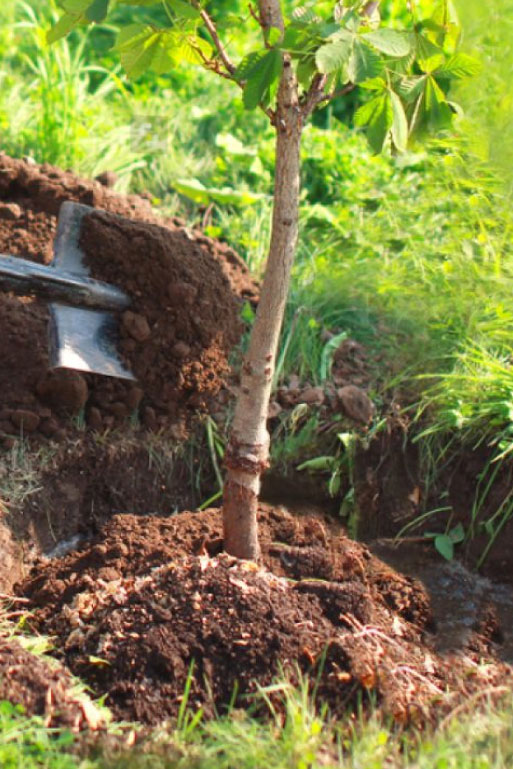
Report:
0,153,257,445
18,505,512,727
0,634,106,729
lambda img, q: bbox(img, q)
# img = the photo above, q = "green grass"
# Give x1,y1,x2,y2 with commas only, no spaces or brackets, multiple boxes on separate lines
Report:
2,676,513,769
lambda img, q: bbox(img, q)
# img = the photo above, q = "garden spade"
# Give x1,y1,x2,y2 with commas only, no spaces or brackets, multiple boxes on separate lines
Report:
0,201,135,380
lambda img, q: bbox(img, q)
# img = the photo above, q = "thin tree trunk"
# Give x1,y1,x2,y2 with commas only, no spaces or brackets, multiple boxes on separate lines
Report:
222,54,302,559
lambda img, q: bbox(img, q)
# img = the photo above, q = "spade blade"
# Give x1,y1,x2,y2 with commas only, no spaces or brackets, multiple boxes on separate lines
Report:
49,303,135,380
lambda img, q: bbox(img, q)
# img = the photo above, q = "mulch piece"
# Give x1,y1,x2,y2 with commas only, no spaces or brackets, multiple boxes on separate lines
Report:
0,153,257,445
0,635,106,730
19,504,512,727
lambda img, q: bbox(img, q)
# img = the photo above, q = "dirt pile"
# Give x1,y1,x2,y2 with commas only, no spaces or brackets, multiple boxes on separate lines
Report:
0,634,107,730
0,154,257,445
19,505,511,726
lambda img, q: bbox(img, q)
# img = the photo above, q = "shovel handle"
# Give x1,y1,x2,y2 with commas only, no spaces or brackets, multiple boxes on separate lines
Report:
0,254,130,311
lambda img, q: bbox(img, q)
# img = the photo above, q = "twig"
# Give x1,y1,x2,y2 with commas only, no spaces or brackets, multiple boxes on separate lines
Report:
197,7,236,75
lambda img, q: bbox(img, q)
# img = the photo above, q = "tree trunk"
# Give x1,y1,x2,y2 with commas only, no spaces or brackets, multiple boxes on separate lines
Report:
222,56,302,559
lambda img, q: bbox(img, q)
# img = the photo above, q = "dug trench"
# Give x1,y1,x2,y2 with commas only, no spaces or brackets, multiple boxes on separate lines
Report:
1,154,513,731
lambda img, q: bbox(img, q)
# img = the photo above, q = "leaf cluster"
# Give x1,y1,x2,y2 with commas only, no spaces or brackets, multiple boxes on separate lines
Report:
47,0,480,153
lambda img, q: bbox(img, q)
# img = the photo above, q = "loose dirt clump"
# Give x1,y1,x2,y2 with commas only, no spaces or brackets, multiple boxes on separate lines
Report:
0,634,106,729
0,153,257,445
19,505,512,727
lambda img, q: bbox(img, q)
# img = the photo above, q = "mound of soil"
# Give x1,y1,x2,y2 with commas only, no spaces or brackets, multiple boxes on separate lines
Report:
0,153,257,445
19,505,511,727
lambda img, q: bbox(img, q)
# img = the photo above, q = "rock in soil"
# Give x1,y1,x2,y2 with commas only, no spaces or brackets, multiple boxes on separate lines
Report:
0,153,258,445
18,505,512,727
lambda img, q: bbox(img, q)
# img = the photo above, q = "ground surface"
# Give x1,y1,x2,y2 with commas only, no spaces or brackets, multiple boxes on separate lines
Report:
16,504,513,727
0,154,512,733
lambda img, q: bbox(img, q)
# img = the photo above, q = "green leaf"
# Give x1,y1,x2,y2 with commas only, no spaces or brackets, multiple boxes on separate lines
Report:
297,456,335,472
266,26,282,46
85,0,109,22
328,470,341,497
165,0,200,22
424,75,453,130
390,90,408,152
61,0,90,12
348,39,382,83
434,53,482,79
242,48,282,110
296,56,316,89
235,49,269,81
449,522,465,543
47,12,80,43
363,28,411,57
434,534,454,560
397,74,427,103
354,93,393,153
174,178,264,206
315,37,352,74
414,33,445,72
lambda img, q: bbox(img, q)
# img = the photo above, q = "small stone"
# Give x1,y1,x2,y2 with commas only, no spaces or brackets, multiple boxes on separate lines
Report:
11,409,40,433
337,385,375,424
173,341,191,359
110,402,129,419
142,406,157,430
39,418,59,438
299,386,325,406
87,407,103,431
167,281,198,305
122,311,151,342
95,170,118,188
125,386,144,411
36,371,88,414
0,202,22,220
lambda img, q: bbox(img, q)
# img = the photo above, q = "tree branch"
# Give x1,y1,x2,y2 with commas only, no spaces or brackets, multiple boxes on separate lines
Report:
197,7,236,75
301,81,356,117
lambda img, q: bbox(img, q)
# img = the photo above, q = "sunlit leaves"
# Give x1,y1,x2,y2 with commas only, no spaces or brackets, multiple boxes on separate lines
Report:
363,28,411,57
354,92,392,153
115,24,172,77
164,0,200,23
390,91,408,151
315,33,352,73
235,49,283,110
348,39,382,83
435,53,482,80
85,0,109,22
47,13,80,43
243,50,283,110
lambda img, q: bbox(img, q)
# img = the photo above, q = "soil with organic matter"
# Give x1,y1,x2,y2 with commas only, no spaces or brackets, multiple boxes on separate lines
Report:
17,504,512,727
0,632,107,730
0,153,256,445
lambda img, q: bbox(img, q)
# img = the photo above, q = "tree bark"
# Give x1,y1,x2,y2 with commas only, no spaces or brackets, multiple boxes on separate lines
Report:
222,53,302,559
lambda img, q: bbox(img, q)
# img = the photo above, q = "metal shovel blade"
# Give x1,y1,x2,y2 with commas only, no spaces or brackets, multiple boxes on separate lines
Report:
0,200,135,380
48,201,135,380
49,304,134,380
